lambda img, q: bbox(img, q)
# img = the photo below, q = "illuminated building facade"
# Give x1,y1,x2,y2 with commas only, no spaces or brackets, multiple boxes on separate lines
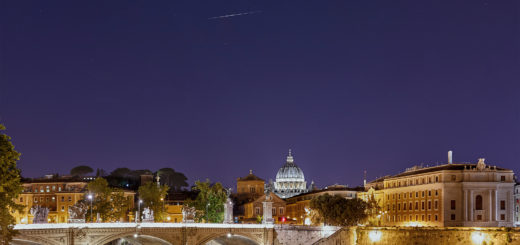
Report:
237,170,264,196
274,150,307,198
515,183,520,227
14,180,88,224
243,193,286,224
362,158,515,227
14,178,136,224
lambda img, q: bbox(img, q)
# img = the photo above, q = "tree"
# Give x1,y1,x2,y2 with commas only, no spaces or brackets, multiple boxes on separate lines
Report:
157,168,189,191
185,179,227,223
365,192,382,226
110,190,132,222
70,165,94,176
138,182,168,222
310,194,368,226
0,124,24,244
87,177,113,222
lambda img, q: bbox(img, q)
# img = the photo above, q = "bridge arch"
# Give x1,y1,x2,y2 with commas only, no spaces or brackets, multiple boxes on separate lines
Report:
12,235,63,245
197,232,261,245
93,231,173,245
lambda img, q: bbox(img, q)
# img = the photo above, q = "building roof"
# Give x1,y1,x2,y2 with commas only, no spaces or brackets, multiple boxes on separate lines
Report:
390,162,510,179
237,170,264,182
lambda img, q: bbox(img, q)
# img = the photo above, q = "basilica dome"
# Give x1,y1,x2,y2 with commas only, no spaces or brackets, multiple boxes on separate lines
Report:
273,150,308,198
275,153,305,181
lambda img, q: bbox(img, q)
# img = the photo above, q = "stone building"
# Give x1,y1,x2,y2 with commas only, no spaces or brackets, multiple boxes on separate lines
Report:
515,182,520,227
243,193,286,224
286,185,359,225
237,170,265,196
274,150,307,198
360,156,515,227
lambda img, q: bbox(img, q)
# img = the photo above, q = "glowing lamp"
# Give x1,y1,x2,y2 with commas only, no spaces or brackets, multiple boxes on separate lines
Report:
368,230,382,242
471,232,485,244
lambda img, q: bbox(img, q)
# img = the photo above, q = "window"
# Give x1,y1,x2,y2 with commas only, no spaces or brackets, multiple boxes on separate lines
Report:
428,177,432,183
477,215,482,221
255,207,260,215
409,215,412,221
435,176,439,182
422,215,425,221
435,190,438,196
61,196,65,202
451,214,456,220
52,186,55,191
500,200,505,210
409,202,412,210
415,202,418,210
19,197,23,202
40,197,43,202
46,186,50,192
34,197,37,202
387,205,390,211
422,191,425,197
398,194,401,200
501,176,506,182
46,197,49,202
435,215,438,221
392,204,395,211
415,215,418,221
61,206,65,212
435,200,438,210
403,203,407,210
58,187,62,191
272,208,276,215
421,201,425,210
398,203,400,211
415,192,418,198
428,201,431,210
451,175,456,181
451,200,456,210
279,207,284,215
68,196,72,202
428,215,431,221
501,214,505,221
404,193,407,199
476,195,483,210
428,191,431,197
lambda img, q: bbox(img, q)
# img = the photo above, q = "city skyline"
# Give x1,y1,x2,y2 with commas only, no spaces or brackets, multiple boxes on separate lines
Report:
2,1,519,189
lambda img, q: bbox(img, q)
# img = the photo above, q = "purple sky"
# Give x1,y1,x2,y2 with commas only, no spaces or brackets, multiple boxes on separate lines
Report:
1,1,519,189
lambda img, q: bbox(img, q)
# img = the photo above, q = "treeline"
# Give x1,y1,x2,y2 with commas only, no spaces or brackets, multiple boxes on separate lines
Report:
67,165,189,192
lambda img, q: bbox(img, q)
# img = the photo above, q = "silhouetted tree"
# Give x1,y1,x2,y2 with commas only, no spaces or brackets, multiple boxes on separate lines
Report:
70,165,94,176
157,168,188,191
0,124,24,244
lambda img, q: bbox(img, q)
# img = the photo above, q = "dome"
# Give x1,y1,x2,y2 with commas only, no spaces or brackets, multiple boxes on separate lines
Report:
275,150,305,181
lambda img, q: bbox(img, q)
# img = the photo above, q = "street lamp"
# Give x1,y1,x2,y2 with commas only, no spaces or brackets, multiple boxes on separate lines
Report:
87,194,93,222
138,199,143,223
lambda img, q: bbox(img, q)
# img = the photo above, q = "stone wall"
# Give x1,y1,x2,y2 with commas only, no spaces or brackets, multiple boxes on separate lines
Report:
313,227,520,245
274,225,340,245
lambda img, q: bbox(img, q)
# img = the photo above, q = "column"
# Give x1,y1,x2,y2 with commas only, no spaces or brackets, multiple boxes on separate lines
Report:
470,190,474,221
488,189,493,221
494,189,498,221
464,190,468,221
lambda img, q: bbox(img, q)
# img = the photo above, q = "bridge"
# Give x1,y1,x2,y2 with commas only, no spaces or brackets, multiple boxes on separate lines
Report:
12,223,339,245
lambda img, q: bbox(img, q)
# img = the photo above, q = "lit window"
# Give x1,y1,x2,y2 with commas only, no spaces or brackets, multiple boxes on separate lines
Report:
68,196,72,202
61,206,64,211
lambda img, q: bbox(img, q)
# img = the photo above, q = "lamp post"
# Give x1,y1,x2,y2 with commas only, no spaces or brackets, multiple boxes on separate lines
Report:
87,194,93,222
138,199,143,223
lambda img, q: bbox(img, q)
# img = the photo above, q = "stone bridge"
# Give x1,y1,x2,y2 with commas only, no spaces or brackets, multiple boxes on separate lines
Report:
12,223,339,245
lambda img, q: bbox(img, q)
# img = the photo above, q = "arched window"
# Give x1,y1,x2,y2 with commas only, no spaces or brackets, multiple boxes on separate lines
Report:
476,195,483,210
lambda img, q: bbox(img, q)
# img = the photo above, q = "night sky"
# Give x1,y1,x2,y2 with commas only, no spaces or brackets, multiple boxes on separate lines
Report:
1,1,519,189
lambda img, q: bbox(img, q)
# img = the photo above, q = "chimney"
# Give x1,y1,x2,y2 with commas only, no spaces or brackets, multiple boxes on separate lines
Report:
448,150,453,164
